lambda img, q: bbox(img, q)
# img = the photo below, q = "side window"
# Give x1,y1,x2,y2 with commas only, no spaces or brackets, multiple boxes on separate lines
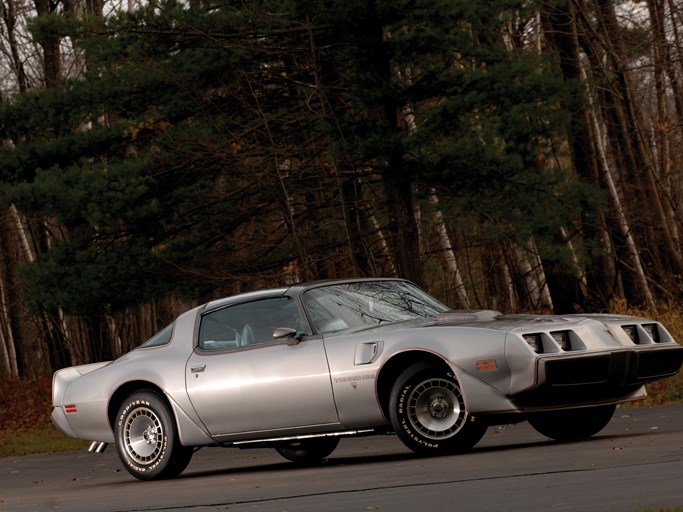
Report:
139,323,174,348
198,297,301,351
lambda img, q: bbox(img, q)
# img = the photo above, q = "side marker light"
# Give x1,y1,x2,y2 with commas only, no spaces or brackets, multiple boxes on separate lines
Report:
476,359,498,371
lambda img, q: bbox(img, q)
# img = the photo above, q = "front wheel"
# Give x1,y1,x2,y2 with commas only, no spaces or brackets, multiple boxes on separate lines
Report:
527,404,616,442
389,362,486,455
115,391,193,480
275,437,340,463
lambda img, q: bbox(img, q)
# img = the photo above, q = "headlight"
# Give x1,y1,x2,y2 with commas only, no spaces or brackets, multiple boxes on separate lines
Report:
642,323,660,343
550,331,571,351
622,325,638,343
523,334,543,353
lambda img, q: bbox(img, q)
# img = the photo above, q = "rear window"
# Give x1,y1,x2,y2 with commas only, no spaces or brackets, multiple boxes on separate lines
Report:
139,323,174,348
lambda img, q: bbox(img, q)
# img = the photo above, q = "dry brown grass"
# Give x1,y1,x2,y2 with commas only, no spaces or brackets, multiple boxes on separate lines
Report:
0,375,53,432
0,376,87,457
609,300,683,405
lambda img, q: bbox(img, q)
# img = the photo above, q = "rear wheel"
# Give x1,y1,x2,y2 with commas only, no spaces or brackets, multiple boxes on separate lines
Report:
389,361,486,455
275,437,339,463
527,404,616,442
115,391,193,480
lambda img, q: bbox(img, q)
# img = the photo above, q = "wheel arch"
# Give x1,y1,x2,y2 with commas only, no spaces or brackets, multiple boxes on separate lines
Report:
107,380,214,447
107,380,167,433
376,350,453,422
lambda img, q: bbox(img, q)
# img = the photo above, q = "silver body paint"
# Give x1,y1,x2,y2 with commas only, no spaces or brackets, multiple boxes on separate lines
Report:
51,279,683,449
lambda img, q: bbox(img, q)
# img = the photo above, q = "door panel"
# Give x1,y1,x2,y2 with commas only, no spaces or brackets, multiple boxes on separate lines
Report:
186,340,338,436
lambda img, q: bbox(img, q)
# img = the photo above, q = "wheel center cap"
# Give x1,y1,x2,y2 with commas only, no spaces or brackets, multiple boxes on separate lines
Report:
430,398,450,418
143,429,156,444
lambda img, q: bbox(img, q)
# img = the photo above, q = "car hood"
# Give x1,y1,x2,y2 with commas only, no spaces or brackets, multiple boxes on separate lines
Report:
329,310,640,336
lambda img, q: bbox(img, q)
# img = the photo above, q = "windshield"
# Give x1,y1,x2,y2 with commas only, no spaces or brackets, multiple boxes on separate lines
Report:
302,280,448,334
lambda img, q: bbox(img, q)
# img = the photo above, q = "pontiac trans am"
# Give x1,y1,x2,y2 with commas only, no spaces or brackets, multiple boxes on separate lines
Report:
51,278,683,480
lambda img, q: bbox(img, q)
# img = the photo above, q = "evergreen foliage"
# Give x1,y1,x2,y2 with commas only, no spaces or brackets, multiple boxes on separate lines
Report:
0,0,597,318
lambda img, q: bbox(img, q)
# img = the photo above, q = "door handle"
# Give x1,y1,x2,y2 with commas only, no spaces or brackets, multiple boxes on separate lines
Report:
191,365,206,374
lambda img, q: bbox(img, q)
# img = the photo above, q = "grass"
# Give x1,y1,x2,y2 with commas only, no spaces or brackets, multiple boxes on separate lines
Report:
634,510,683,512
0,429,88,458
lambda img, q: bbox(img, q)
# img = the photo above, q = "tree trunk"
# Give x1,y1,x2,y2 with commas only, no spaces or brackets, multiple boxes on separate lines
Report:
648,0,682,254
585,78,657,311
0,231,20,379
593,0,683,287
427,193,470,308
381,168,425,287
540,0,614,310
482,242,517,312
33,0,61,88
368,211,397,276
0,0,30,92
391,55,463,294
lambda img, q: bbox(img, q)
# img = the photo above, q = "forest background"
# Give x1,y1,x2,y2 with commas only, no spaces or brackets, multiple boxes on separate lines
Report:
0,0,682,397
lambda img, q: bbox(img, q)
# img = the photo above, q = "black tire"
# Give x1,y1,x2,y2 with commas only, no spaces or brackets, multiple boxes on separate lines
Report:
389,361,486,455
275,437,340,464
115,391,193,480
527,404,616,442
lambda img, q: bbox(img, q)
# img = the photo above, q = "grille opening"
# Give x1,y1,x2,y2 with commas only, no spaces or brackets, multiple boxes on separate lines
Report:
545,356,610,386
634,351,683,380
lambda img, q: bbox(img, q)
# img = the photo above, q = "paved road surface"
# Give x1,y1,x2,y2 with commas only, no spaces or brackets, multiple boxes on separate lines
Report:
2,404,682,512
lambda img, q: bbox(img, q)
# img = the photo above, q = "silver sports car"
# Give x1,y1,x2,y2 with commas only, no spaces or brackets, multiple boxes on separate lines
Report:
52,278,683,480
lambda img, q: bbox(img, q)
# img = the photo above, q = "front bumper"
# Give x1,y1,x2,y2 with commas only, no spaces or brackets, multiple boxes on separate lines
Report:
517,346,683,409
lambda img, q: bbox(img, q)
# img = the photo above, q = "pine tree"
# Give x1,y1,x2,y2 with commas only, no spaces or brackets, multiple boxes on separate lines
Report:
0,0,596,334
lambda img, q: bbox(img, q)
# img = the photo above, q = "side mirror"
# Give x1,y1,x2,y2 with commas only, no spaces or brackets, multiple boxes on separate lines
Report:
273,327,299,346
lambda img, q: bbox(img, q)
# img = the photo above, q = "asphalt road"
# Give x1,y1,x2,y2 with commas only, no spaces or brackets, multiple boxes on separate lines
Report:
2,404,683,512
